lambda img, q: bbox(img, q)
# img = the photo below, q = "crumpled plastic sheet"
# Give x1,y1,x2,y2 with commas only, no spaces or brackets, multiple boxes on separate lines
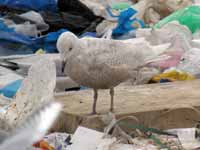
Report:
0,0,57,12
177,48,200,76
137,22,200,71
3,11,50,37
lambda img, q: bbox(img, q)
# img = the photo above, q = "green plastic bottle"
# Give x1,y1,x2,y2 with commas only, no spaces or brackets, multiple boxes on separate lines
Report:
154,6,200,33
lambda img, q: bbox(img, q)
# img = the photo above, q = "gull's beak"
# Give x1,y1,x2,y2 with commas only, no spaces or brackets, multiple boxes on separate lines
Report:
61,60,66,73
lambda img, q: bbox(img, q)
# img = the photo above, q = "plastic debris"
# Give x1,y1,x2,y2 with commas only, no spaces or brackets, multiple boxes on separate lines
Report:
3,11,50,37
111,2,131,11
177,48,200,76
112,8,145,37
0,0,57,12
0,73,23,88
0,79,22,98
167,128,200,149
33,133,71,150
155,5,200,33
0,20,67,55
51,123,196,150
18,11,49,33
150,70,195,83
69,126,104,150
132,0,192,25
2,1,200,149
35,49,46,55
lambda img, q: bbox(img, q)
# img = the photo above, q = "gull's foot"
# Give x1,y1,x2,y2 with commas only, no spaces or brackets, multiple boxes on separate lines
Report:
87,111,98,116
110,108,114,113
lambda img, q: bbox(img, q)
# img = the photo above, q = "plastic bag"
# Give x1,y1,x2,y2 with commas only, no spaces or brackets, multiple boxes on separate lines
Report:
8,22,38,37
0,20,36,55
0,20,67,54
0,0,57,12
154,6,200,33
56,0,103,35
150,50,183,71
3,11,49,35
41,11,102,35
58,0,97,21
177,48,200,76
18,11,49,33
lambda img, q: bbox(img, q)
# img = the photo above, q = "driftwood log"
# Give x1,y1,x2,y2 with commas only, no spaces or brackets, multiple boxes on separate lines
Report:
53,80,200,133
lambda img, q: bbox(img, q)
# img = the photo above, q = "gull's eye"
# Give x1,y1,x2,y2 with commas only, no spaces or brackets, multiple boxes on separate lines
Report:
181,58,185,61
69,48,72,51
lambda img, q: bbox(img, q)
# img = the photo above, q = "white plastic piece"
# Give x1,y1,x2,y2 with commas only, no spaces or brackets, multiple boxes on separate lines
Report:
167,128,200,150
69,126,104,150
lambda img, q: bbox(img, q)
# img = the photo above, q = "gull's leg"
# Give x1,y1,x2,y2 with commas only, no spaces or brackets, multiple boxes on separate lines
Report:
92,89,98,114
110,87,114,112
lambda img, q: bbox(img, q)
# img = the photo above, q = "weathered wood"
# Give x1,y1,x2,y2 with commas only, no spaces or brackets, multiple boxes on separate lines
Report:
54,80,200,133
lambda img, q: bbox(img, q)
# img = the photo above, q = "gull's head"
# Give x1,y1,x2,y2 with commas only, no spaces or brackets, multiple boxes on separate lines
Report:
57,32,78,73
57,31,78,58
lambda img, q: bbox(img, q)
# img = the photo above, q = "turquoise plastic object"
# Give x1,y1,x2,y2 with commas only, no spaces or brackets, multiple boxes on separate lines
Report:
111,2,131,11
0,79,22,98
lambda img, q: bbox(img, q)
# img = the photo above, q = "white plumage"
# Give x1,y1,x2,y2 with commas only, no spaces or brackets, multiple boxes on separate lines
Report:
0,102,62,150
57,32,170,114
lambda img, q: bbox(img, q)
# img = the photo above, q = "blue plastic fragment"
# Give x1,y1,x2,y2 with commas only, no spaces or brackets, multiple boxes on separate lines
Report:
80,86,88,90
0,79,23,98
112,8,145,36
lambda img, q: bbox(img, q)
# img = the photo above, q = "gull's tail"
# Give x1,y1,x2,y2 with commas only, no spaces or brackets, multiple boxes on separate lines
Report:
145,43,172,64
150,43,171,56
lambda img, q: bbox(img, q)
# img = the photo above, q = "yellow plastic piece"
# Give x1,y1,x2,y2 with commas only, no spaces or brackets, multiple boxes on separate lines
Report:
35,49,46,55
151,70,195,82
